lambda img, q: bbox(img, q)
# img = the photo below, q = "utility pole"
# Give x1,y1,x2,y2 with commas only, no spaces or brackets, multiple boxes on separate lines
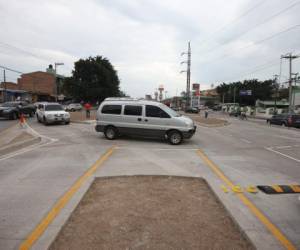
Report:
233,86,236,104
281,53,299,112
273,74,279,114
3,69,6,102
181,42,191,109
292,73,298,108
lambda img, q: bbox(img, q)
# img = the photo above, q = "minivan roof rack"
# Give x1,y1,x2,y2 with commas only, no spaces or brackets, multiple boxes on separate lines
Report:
104,97,138,101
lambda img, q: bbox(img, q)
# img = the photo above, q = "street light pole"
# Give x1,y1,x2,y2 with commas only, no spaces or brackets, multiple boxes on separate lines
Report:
54,62,64,102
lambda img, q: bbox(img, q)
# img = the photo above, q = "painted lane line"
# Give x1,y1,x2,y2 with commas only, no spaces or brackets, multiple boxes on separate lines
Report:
240,138,252,144
275,146,292,149
19,146,116,250
196,149,296,250
276,135,300,141
265,147,300,163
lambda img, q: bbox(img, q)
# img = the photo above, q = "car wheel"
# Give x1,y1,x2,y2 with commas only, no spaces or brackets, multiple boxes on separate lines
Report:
36,114,41,123
10,112,18,120
71,109,75,112
43,117,48,125
65,121,70,125
104,126,118,140
282,122,287,127
168,130,183,145
29,112,34,117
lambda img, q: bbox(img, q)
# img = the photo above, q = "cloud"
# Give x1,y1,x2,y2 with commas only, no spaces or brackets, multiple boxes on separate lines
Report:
0,0,300,97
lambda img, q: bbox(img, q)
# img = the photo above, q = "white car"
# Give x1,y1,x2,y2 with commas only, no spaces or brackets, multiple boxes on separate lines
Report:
95,98,196,145
65,103,83,112
36,102,70,125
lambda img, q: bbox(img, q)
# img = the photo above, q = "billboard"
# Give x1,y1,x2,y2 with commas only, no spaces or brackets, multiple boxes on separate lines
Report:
192,83,200,90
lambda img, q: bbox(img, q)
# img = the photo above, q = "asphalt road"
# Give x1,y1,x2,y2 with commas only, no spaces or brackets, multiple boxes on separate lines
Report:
0,115,299,249
0,118,17,132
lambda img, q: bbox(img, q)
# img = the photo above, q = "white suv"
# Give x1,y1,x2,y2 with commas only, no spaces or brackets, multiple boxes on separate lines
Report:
36,103,70,125
95,98,196,145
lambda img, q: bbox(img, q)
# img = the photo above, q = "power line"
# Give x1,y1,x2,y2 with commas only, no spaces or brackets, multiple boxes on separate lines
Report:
202,0,300,55
203,24,300,63
198,0,267,46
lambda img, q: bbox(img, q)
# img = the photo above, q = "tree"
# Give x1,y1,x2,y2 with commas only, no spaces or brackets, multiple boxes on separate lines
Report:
63,56,122,102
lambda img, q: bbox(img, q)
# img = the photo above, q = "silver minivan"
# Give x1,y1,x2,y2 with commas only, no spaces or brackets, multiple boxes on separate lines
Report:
95,98,196,145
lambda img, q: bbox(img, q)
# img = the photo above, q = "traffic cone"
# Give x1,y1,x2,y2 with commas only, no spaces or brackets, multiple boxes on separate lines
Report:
19,113,26,128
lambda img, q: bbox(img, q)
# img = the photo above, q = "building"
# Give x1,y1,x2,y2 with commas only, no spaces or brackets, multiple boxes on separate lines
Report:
0,82,29,102
0,65,65,103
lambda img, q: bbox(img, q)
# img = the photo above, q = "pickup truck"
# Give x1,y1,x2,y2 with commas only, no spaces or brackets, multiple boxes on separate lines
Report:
0,101,36,120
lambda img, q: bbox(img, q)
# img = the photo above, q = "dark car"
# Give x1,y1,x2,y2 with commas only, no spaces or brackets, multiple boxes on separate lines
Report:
212,105,222,111
229,110,240,117
267,114,300,128
0,101,36,120
185,107,199,114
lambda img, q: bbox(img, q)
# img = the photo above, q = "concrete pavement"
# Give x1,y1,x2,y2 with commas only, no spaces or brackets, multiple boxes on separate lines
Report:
0,116,299,249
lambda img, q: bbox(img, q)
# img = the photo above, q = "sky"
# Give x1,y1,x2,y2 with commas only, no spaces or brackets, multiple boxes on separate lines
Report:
1,0,300,98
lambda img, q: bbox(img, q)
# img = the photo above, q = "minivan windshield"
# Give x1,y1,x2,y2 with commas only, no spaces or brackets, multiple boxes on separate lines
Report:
160,104,181,117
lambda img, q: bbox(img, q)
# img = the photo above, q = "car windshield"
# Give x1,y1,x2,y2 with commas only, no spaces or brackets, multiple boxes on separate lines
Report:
1,102,18,107
160,104,180,117
45,105,63,111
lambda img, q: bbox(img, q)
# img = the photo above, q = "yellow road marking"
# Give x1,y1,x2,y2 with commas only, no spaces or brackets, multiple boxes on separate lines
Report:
290,185,300,193
196,149,296,250
272,185,284,193
19,146,116,250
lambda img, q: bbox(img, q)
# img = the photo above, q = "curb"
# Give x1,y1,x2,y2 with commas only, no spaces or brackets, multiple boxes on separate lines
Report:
196,121,230,128
0,137,42,156
71,120,96,125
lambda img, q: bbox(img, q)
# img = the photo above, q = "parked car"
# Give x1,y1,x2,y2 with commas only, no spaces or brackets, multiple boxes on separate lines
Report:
36,102,70,125
267,114,300,128
229,110,240,117
185,107,199,114
212,105,222,111
95,98,196,145
65,103,83,112
0,101,36,120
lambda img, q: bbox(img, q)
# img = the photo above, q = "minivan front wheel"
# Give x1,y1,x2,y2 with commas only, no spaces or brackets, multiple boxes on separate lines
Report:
168,130,183,145
104,126,118,140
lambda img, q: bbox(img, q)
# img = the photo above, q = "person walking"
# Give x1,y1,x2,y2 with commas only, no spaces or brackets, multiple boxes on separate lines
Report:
205,110,208,119
84,102,91,119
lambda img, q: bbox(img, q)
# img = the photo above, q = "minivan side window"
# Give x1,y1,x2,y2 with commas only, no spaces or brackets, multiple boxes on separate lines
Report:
124,105,142,116
101,105,122,114
146,105,170,118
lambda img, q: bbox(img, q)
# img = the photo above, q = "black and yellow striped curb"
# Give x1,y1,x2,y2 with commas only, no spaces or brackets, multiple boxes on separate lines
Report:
257,185,300,194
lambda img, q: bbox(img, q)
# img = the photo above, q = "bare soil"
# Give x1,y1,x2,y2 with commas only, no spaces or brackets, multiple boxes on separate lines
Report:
50,176,254,250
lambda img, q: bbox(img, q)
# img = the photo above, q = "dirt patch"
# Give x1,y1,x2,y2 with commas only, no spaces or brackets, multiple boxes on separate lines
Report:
50,176,253,250
70,110,96,122
185,114,228,127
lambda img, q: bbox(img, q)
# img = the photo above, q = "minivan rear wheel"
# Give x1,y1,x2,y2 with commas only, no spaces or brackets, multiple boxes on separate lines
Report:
168,130,183,145
104,126,118,140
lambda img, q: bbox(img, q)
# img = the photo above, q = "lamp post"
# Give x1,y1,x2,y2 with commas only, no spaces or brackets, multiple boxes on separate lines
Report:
54,62,64,102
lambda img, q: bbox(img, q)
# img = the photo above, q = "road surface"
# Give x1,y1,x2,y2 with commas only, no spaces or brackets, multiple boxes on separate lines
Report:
0,115,299,250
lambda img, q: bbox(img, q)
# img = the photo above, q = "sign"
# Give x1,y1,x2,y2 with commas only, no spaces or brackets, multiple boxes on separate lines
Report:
58,94,65,100
192,83,200,90
240,90,252,96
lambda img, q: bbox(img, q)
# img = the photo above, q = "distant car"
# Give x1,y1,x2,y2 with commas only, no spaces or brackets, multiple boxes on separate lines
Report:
36,102,70,125
0,101,36,120
229,110,240,117
267,114,300,128
185,107,199,114
65,103,83,112
212,105,222,111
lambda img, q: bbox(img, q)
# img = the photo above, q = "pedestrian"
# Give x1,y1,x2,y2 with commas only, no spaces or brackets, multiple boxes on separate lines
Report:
205,110,208,119
84,102,91,119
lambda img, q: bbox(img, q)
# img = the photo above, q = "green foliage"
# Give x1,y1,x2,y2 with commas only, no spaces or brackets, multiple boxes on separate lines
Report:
63,56,123,102
216,79,275,106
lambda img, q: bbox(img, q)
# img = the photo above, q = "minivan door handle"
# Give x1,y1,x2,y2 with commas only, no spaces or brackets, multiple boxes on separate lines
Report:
137,118,142,121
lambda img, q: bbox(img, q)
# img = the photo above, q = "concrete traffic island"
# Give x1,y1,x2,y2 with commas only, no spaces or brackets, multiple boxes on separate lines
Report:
49,176,254,250
0,123,41,157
